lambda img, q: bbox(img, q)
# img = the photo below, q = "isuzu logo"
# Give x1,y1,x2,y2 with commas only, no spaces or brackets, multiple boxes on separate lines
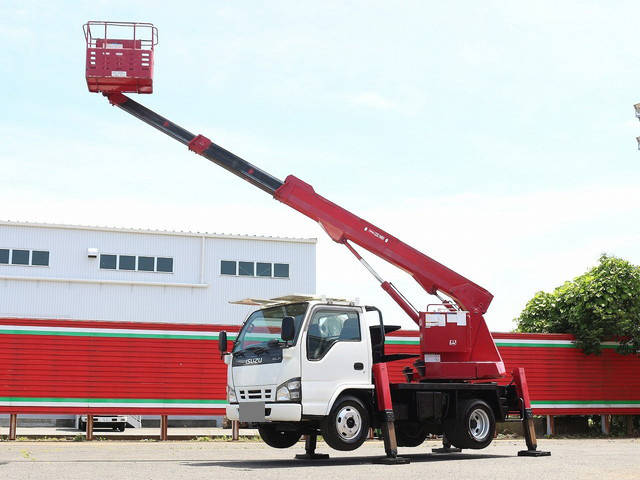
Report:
245,358,263,365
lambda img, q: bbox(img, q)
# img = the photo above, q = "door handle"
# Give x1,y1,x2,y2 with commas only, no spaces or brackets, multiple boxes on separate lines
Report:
354,362,364,371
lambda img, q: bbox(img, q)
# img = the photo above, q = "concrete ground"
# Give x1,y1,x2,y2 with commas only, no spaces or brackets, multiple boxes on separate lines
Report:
0,438,637,480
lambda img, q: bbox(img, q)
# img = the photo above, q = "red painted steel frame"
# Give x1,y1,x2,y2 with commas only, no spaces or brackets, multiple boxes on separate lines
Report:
83,21,157,94
275,175,493,315
372,363,394,411
94,90,505,379
274,175,505,379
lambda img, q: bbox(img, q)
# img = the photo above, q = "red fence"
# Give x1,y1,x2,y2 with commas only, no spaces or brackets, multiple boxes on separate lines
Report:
0,318,638,416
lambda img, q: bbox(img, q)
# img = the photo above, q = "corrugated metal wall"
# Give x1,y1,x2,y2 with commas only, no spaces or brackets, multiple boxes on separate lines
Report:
0,222,316,325
0,318,235,415
1,320,638,416
384,331,640,415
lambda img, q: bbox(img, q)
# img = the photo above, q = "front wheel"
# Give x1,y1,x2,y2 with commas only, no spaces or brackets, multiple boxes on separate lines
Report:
258,425,302,448
444,398,496,450
321,395,370,451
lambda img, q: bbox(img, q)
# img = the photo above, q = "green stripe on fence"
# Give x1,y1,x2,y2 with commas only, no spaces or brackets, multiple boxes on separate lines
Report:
0,329,237,341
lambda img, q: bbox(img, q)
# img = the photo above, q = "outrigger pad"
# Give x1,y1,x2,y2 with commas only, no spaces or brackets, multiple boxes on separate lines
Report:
295,453,330,460
518,450,551,457
432,447,462,453
372,456,410,465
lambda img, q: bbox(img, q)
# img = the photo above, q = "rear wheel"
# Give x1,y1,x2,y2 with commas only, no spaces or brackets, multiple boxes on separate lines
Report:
321,395,370,451
444,398,495,450
395,421,429,447
258,425,302,448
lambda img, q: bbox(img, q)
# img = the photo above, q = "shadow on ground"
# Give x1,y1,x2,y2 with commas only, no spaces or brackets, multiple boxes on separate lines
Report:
184,452,512,469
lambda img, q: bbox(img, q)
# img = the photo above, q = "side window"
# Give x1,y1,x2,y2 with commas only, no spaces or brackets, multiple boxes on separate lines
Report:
306,310,361,361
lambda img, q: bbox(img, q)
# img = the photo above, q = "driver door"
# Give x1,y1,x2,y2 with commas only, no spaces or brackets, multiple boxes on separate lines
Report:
301,307,371,416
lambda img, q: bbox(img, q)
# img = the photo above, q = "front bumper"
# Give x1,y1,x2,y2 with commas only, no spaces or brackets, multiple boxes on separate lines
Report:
226,403,302,422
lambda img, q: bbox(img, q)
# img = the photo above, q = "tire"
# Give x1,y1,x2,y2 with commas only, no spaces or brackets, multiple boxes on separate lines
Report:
258,425,302,449
117,423,126,432
444,398,495,450
395,421,429,447
321,395,370,451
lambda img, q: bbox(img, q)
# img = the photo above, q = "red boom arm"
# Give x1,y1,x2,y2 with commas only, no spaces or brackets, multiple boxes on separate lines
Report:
105,93,505,380
275,175,494,317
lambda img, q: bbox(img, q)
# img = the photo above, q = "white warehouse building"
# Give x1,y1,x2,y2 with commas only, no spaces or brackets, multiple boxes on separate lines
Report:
0,220,316,429
0,220,316,325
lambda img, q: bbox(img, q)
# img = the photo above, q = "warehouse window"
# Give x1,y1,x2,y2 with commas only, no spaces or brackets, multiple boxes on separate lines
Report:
100,254,117,269
239,261,254,276
274,263,289,278
0,249,49,267
257,262,272,277
31,250,49,266
11,250,29,265
119,255,136,271
138,256,155,272
221,261,237,275
221,261,290,278
156,257,173,273
100,254,172,273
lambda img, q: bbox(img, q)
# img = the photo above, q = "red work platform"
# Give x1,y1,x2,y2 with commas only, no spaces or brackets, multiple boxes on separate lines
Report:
83,21,158,94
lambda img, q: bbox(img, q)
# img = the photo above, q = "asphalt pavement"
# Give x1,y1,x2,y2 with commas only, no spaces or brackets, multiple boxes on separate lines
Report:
0,438,637,480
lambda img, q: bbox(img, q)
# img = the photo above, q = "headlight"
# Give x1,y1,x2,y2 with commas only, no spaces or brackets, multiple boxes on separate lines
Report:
276,377,301,402
227,386,237,403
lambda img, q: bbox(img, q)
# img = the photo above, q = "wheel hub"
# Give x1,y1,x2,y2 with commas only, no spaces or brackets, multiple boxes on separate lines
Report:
335,406,362,441
468,408,490,441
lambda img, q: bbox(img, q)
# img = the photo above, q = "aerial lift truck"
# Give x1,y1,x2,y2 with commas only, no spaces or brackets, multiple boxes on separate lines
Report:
83,21,549,463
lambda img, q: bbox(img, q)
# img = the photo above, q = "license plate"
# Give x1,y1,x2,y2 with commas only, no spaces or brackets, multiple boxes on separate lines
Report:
238,402,265,422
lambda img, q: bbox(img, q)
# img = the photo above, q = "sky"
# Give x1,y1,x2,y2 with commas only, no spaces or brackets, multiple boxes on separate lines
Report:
2,1,640,331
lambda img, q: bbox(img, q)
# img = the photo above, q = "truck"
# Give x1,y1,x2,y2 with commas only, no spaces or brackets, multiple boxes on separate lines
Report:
76,414,140,432
219,296,517,457
83,21,549,463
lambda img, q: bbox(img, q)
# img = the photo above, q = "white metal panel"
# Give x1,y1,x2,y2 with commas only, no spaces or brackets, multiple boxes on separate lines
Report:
0,222,316,326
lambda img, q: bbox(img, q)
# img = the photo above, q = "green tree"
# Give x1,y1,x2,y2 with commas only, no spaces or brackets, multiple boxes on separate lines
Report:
516,254,640,355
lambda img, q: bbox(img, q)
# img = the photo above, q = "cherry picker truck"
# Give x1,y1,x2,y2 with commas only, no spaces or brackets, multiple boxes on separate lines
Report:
83,21,550,463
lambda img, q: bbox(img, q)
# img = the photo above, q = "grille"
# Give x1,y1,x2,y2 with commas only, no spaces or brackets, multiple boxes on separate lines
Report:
237,387,274,401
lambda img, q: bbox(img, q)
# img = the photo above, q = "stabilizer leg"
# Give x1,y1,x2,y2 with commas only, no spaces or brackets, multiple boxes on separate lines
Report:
372,412,410,465
518,418,550,457
432,433,462,453
371,363,409,465
295,433,329,460
513,368,550,457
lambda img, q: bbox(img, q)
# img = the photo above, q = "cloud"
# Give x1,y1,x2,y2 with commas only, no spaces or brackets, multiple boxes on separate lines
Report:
348,92,398,111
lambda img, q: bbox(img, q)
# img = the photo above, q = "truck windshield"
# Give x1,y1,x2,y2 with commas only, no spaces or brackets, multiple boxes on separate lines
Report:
233,302,308,353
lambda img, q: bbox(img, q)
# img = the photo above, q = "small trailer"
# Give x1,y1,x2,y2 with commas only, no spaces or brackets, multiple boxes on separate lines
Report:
83,21,549,463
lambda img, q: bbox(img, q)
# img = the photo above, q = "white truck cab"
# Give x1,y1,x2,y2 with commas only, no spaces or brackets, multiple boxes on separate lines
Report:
223,296,376,450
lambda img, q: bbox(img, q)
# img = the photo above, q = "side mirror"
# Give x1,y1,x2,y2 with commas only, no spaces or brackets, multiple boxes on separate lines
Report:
281,316,295,342
218,331,228,354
